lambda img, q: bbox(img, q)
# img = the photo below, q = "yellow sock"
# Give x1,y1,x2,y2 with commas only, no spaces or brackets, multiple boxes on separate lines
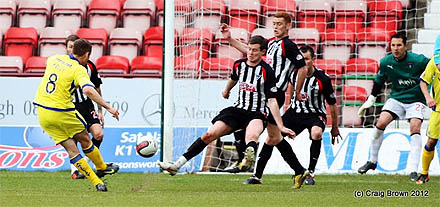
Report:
421,146,434,175
83,143,107,170
71,154,103,186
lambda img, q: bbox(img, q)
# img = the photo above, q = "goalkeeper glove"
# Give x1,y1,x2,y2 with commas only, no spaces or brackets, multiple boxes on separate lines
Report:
358,95,376,117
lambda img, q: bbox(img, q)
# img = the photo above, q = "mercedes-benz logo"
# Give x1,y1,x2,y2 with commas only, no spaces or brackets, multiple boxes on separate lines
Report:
141,94,175,125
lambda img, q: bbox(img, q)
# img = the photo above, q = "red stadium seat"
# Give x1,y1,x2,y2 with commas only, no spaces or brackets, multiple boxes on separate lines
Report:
39,27,72,57
342,85,367,126
4,27,38,63
76,28,108,62
344,58,378,95
297,1,332,33
0,56,23,73
261,0,296,28
0,0,16,33
321,29,355,64
174,56,200,78
96,55,130,74
356,27,393,63
368,1,403,32
52,0,86,33
334,1,367,33
201,57,234,79
193,0,226,32
143,26,178,59
130,56,162,77
88,0,121,35
122,0,155,33
228,0,260,33
109,28,142,61
314,59,343,87
24,56,47,74
214,27,248,59
345,58,378,75
17,0,51,33
157,0,190,33
288,28,320,52
180,28,213,60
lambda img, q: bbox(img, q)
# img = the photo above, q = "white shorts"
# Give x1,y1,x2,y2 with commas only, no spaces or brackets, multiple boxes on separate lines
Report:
382,98,426,120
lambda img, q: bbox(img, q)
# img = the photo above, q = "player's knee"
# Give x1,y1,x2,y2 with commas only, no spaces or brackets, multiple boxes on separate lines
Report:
310,128,323,140
93,131,104,140
202,131,216,142
265,136,281,145
427,139,438,148
375,122,387,130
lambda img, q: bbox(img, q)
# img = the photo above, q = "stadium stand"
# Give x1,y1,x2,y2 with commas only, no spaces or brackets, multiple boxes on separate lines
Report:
356,27,391,64
109,28,143,62
251,28,273,39
76,28,108,62
39,27,71,57
321,28,355,64
333,1,367,33
201,57,234,79
288,28,320,52
96,55,130,74
52,0,86,33
122,0,155,33
0,56,23,73
342,85,367,127
130,56,162,77
4,27,38,63
17,0,51,33
193,0,226,33
180,28,213,60
214,27,248,60
175,56,200,78
297,0,332,33
0,0,16,34
88,0,121,35
228,0,260,33
24,56,47,74
343,58,378,96
261,0,296,29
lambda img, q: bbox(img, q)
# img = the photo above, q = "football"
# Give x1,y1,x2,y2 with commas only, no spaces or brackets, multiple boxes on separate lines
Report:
136,136,158,158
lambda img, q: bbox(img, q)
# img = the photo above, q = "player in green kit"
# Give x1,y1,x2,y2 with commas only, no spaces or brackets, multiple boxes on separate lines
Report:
357,32,430,180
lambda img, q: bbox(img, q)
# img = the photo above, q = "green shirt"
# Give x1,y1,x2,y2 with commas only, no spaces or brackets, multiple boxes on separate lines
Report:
375,51,430,104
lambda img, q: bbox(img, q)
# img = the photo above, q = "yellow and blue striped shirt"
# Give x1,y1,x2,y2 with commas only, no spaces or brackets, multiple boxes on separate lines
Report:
34,54,94,111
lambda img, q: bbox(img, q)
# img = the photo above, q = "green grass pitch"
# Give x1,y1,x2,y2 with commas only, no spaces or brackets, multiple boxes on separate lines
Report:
0,171,438,206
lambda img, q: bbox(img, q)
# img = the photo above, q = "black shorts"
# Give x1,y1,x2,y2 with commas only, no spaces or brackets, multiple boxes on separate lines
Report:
75,100,100,131
267,90,286,125
282,108,326,139
211,107,267,132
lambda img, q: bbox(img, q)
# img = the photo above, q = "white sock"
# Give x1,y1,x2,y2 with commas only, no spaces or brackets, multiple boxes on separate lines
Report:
70,164,77,174
369,127,384,164
175,156,187,168
408,133,422,172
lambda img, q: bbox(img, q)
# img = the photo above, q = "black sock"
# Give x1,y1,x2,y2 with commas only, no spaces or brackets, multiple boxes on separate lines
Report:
254,143,274,179
246,141,258,153
92,137,103,149
309,140,321,173
183,137,208,160
234,130,246,161
276,138,304,175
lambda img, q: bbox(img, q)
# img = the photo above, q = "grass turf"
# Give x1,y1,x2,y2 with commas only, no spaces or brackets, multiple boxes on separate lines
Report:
0,171,438,206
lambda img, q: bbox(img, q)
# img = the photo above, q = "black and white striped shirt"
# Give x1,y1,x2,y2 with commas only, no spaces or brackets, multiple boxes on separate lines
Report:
265,36,306,92
231,59,277,115
72,60,102,104
290,67,336,116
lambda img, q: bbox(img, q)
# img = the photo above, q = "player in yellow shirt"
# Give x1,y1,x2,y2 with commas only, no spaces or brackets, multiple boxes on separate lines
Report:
33,39,120,191
417,36,440,184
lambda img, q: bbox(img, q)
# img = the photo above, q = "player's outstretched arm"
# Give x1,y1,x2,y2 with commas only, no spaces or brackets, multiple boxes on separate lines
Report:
83,86,119,120
95,87,104,127
222,79,238,99
268,98,295,138
283,83,294,112
420,81,437,108
220,23,248,55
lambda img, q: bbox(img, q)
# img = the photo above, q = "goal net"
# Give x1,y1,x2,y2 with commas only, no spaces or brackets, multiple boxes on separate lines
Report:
165,0,433,174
